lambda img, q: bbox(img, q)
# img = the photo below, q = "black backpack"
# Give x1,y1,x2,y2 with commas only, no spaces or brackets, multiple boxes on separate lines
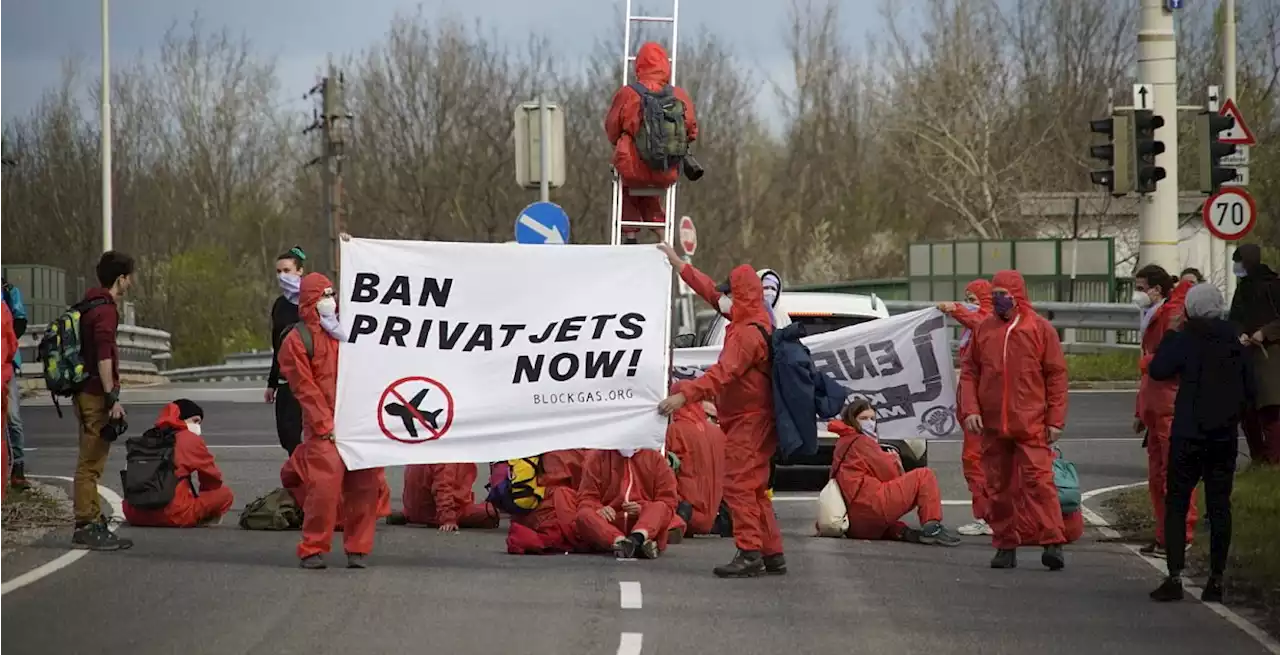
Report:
119,426,185,510
629,82,690,171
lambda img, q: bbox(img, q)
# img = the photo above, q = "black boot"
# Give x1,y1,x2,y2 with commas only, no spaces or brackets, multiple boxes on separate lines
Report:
1150,576,1184,602
763,553,787,575
990,549,1017,569
676,501,694,526
714,550,765,578
10,463,29,490
1042,545,1065,571
1201,576,1224,603
385,511,408,526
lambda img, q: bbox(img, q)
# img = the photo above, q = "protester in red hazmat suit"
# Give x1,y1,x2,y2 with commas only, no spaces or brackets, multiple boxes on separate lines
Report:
391,463,499,531
280,443,391,530
938,279,994,536
122,400,235,527
574,449,679,559
657,244,783,578
960,270,1069,571
507,449,588,554
1,303,15,499
665,381,726,536
278,272,384,570
1133,265,1197,557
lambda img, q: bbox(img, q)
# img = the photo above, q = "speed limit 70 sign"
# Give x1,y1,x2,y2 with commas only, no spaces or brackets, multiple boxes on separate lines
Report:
1203,187,1256,241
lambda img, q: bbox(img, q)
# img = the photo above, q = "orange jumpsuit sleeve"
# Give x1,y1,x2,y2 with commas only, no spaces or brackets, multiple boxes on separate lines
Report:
856,438,902,483
948,305,986,331
278,330,335,438
183,436,225,492
431,464,460,525
682,327,766,405
577,455,606,512
674,86,698,142
1040,319,1069,430
959,325,983,419
679,263,724,309
605,87,635,145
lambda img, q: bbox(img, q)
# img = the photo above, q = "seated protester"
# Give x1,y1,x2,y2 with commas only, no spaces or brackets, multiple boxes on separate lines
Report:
665,381,726,536
830,399,961,546
122,400,234,528
507,449,588,554
390,463,500,531
575,448,679,559
281,440,392,530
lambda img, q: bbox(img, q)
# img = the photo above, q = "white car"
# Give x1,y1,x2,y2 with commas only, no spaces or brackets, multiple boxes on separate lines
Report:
695,291,930,472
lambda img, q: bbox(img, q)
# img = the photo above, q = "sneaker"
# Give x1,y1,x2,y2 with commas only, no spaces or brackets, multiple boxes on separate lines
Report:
614,536,639,559
899,527,925,544
346,553,368,569
1201,576,1224,603
714,550,765,578
71,520,133,551
763,553,787,575
385,511,408,526
919,521,962,547
667,526,684,545
633,533,659,560
1042,545,1066,571
10,463,30,491
990,549,1017,569
1150,576,1184,602
1139,542,1167,558
956,519,993,536
300,555,326,570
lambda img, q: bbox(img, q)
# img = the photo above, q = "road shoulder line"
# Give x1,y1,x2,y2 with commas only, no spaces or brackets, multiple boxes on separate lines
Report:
2,475,125,597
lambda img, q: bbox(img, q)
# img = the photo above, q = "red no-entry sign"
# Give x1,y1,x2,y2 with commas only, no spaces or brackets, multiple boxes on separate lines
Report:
679,216,697,256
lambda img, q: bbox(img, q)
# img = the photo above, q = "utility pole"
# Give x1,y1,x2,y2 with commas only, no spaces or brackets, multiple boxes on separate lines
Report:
1136,0,1179,271
100,0,113,253
304,58,351,282
1223,0,1238,300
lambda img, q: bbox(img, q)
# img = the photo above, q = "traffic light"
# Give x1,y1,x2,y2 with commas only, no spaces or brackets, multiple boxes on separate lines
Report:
1196,111,1238,193
1088,112,1133,196
1131,109,1167,194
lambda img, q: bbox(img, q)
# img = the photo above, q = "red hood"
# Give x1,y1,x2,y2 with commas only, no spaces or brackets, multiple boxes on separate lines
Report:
153,402,189,431
298,272,334,332
727,264,769,326
965,279,993,315
992,270,1034,316
670,380,705,424
635,42,671,86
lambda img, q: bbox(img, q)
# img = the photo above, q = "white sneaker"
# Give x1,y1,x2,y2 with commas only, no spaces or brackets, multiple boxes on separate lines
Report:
957,519,993,536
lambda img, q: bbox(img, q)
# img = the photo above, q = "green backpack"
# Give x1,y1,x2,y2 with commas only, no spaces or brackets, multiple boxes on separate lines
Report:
238,488,304,531
629,82,689,171
38,297,110,413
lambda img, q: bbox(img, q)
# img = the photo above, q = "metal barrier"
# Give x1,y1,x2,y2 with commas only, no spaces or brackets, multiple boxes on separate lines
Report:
18,325,173,377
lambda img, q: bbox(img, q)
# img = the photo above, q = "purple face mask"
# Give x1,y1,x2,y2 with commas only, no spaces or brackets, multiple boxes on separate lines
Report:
993,294,1015,318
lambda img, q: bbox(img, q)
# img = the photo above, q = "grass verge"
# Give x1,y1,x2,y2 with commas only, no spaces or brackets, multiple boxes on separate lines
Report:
2,483,74,548
1066,351,1140,382
1101,466,1280,635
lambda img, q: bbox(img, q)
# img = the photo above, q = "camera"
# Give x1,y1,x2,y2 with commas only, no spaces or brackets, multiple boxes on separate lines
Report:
682,155,705,182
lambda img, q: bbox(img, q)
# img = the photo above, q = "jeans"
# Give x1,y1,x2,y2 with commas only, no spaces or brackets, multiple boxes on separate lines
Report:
1165,436,1237,577
7,375,23,467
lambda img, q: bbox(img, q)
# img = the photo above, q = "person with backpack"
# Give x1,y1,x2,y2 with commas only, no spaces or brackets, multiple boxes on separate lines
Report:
121,400,234,527
266,247,306,455
388,463,500,531
574,448,680,559
937,279,994,537
960,270,1069,571
1148,283,1255,603
2,277,29,489
664,380,726,537
68,251,136,551
506,449,588,554
605,41,698,244
278,271,384,570
658,259,784,578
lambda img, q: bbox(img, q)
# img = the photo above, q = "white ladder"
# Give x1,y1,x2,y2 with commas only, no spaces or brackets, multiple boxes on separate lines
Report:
609,0,681,247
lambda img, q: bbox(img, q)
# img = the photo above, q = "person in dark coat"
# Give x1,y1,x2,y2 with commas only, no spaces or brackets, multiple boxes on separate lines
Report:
1148,283,1256,603
1228,244,1280,465
266,247,306,455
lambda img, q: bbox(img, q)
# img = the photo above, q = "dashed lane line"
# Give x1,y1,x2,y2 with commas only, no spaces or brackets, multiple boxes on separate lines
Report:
619,581,642,609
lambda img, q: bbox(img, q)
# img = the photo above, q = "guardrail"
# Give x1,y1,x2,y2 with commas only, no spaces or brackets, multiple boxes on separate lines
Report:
18,324,172,377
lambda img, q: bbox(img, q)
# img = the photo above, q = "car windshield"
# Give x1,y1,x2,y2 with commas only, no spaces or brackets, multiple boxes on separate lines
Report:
789,314,878,335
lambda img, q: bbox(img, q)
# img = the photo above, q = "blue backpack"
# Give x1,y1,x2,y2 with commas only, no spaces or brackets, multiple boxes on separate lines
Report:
751,323,850,463
1053,446,1081,514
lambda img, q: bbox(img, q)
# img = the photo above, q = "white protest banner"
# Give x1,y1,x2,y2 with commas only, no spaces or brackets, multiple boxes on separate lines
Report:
673,308,957,440
334,238,671,470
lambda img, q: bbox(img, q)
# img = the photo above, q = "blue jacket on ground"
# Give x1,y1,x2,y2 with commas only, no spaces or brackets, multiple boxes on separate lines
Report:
758,322,850,462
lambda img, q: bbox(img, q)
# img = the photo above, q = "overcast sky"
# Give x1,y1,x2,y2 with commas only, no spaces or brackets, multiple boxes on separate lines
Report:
2,0,884,122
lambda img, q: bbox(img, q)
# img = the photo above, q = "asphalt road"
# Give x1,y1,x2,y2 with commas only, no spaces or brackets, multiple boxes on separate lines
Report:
3,389,1272,655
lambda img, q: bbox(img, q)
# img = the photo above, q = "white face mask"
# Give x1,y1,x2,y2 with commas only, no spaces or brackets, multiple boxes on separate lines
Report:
617,448,636,458
185,420,202,437
717,295,733,315
857,418,877,437
1132,290,1153,309
1233,262,1247,278
316,297,337,317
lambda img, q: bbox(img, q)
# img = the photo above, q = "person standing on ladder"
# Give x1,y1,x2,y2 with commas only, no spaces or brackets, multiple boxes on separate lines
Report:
605,41,698,244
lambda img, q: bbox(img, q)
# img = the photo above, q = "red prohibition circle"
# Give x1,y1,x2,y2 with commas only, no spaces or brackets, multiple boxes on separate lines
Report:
1202,188,1256,241
375,375,455,444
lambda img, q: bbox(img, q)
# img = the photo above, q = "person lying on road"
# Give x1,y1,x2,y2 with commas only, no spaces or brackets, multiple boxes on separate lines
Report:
829,399,960,547
388,463,500,531
575,448,679,559
122,400,235,528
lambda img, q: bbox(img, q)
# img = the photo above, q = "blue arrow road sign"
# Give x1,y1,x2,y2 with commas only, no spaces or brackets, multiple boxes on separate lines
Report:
515,201,570,244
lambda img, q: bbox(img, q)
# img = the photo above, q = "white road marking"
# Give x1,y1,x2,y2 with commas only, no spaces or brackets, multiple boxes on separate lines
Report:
1081,481,1280,655
2,475,125,597
619,581,642,609
617,632,643,655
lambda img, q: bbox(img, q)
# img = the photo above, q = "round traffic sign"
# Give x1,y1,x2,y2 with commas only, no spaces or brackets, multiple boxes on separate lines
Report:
679,215,697,256
1202,188,1256,241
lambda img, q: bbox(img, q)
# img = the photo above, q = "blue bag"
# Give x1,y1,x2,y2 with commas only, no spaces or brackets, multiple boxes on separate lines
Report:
1053,446,1081,514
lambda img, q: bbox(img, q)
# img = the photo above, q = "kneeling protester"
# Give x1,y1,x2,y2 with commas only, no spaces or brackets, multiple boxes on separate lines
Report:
121,400,235,528
575,449,678,559
391,463,499,531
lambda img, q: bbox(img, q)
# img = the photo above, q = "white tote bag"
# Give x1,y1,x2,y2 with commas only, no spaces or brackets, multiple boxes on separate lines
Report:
815,478,849,538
